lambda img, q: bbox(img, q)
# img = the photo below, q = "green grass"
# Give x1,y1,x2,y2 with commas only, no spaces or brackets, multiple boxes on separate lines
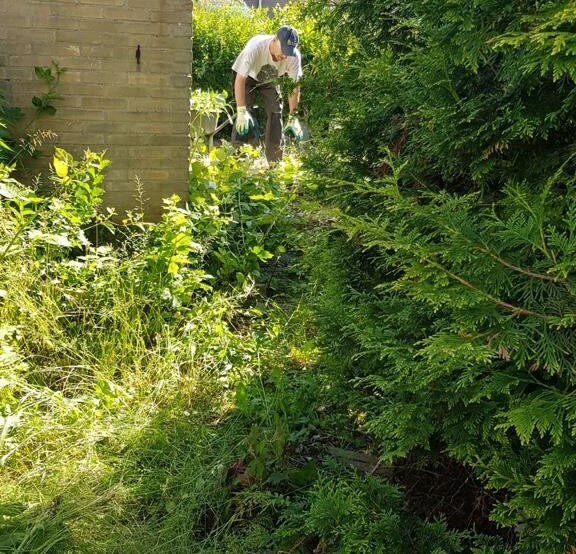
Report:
0,146,315,550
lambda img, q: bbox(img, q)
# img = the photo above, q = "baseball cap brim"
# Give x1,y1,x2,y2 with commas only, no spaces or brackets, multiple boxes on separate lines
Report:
280,43,297,56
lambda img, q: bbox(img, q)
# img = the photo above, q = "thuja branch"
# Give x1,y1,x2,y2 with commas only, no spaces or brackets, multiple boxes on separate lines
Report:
423,257,548,319
440,224,569,286
477,246,568,286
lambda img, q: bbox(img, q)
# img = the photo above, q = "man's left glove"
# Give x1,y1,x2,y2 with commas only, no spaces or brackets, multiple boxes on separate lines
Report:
235,106,255,137
283,114,303,142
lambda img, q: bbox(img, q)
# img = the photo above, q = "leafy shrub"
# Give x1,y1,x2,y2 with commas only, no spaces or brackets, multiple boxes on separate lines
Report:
191,88,230,118
192,1,271,94
189,142,301,288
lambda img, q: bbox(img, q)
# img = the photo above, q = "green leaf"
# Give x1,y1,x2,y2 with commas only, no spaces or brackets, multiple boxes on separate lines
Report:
250,245,274,261
53,157,69,178
249,191,276,201
28,230,72,247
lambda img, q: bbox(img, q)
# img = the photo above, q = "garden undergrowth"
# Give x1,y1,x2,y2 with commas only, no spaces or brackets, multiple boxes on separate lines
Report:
1,133,511,553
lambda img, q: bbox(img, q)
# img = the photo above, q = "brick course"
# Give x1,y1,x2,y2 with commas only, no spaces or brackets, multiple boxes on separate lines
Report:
0,0,192,221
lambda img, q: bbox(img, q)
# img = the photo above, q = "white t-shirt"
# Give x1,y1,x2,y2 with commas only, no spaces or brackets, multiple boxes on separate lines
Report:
232,34,302,83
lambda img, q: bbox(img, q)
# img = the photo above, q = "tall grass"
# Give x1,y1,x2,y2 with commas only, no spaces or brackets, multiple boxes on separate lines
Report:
0,257,248,551
0,144,285,551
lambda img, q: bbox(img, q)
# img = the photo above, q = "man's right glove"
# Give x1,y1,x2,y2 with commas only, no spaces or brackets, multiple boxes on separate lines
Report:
235,106,254,136
283,114,303,142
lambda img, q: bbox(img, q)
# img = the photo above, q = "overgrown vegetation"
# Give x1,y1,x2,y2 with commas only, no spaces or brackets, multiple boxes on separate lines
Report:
4,0,576,551
1,125,489,551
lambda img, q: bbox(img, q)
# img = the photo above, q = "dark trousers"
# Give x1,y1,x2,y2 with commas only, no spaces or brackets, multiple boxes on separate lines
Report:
231,71,283,163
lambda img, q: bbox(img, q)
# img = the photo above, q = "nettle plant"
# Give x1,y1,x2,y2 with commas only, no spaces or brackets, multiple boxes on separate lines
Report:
0,147,109,263
189,143,299,288
32,61,66,116
1,62,64,167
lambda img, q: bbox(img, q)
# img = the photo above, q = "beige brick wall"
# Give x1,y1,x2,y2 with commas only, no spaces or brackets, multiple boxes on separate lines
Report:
0,0,192,221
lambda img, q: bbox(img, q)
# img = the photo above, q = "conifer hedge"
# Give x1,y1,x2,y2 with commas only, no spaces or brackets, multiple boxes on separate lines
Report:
304,0,576,551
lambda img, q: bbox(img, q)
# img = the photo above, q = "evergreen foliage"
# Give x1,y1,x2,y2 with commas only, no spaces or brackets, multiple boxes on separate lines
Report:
303,0,576,551
305,0,576,191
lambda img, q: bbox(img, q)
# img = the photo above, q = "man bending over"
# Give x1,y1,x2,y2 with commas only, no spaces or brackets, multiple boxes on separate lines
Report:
231,25,303,164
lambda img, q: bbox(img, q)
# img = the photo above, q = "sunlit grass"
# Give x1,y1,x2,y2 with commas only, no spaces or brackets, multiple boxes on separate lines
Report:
0,178,308,550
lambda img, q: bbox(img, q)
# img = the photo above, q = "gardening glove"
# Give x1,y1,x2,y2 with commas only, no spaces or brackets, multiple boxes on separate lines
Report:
283,114,303,142
235,106,254,137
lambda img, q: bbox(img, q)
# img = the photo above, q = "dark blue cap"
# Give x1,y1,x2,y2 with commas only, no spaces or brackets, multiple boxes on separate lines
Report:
276,26,299,57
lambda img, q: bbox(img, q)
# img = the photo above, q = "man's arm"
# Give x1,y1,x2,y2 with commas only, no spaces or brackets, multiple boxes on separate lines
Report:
284,85,303,141
235,73,248,107
288,86,301,114
233,73,253,135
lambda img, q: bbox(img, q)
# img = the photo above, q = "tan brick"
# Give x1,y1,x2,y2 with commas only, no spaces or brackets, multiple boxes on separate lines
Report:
145,134,187,146
58,108,107,121
56,30,103,46
99,84,154,98
128,72,171,86
7,28,56,44
169,49,192,64
58,82,105,96
138,60,179,74
101,6,146,21
51,4,104,19
149,10,188,24
171,74,192,88
127,145,179,159
100,60,145,74
81,71,129,85
81,45,132,60
29,16,79,30
126,98,177,113
105,111,169,123
82,96,128,109
125,0,170,8
1,15,29,28
79,0,126,5
121,35,191,50
172,22,191,37
31,43,81,57
8,54,58,70
107,121,173,134
132,169,173,180
49,133,108,146
151,87,188,99
55,70,85,84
